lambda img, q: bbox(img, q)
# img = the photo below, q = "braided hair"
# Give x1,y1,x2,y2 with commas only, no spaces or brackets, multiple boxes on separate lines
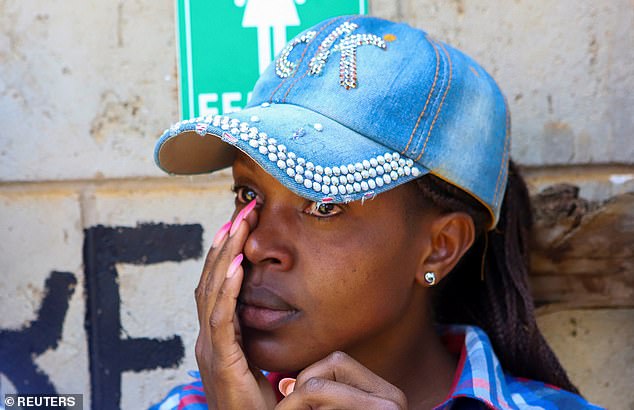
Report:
416,160,579,394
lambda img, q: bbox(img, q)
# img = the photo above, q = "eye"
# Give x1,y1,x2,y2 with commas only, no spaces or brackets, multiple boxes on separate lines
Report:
232,185,258,204
304,201,343,218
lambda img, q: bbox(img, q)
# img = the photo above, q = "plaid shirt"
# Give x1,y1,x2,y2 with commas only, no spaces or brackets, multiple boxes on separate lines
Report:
149,325,603,409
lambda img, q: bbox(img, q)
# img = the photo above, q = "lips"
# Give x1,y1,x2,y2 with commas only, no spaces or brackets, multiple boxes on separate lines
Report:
238,286,299,331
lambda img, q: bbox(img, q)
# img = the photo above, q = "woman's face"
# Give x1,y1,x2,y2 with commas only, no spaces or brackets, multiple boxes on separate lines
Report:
232,152,438,372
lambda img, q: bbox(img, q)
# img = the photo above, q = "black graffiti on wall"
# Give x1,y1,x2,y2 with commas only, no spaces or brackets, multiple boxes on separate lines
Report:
0,223,204,410
0,271,76,399
84,223,203,410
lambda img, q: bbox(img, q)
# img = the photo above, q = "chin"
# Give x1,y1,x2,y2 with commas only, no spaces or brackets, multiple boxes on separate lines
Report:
243,330,320,373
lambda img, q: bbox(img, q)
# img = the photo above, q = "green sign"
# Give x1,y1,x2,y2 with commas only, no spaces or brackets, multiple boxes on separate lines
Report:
176,0,368,119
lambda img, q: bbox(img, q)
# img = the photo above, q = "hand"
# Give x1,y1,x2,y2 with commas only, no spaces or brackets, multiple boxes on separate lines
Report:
194,199,276,410
275,351,408,410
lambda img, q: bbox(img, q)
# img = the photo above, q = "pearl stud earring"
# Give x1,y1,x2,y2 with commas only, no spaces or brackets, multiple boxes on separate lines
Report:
424,271,436,286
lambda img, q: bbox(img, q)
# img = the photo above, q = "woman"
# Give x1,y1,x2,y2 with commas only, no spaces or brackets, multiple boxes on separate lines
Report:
152,16,601,409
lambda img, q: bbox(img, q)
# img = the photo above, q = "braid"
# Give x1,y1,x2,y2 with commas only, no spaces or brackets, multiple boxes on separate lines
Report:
416,160,579,394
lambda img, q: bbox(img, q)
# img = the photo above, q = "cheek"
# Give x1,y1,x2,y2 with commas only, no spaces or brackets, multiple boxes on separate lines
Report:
298,224,419,335
242,213,426,372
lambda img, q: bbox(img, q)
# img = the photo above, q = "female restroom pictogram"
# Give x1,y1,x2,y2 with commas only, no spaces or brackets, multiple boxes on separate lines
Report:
234,0,307,74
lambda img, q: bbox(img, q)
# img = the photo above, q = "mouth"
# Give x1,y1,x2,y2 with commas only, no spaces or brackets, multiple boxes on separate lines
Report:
238,287,299,331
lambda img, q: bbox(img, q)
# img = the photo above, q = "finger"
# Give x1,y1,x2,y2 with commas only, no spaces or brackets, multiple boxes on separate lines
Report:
229,198,257,236
200,204,255,306
295,351,405,401
206,198,257,292
212,220,233,248
209,253,247,362
203,197,256,280
196,244,228,327
195,200,258,324
196,221,230,293
275,377,405,410
195,220,231,299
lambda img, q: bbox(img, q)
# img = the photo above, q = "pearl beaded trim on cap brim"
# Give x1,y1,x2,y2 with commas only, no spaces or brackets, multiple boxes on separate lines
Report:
159,111,423,204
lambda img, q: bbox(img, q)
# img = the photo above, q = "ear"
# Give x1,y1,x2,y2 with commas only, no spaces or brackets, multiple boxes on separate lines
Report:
415,212,475,286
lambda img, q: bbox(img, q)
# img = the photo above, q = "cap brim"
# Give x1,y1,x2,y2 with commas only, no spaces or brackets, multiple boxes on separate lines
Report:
155,103,429,204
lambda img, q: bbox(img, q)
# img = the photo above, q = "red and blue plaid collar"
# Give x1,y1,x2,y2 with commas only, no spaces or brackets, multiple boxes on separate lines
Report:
433,325,602,410
434,325,514,409
150,325,603,409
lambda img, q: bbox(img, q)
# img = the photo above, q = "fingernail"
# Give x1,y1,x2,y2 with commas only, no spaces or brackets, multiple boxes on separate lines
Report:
229,199,257,237
226,253,243,278
211,221,232,248
278,378,296,397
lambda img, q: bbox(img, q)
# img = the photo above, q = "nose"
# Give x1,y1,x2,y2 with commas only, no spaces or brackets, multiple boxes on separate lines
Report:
243,203,295,274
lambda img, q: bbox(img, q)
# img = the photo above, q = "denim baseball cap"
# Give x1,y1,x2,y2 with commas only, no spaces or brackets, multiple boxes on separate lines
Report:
155,15,510,228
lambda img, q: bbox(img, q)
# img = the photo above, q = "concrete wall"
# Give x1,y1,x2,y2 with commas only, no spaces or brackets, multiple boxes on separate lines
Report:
1,0,632,409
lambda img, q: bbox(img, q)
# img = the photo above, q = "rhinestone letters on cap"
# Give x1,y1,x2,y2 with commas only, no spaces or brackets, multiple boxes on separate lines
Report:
174,115,421,201
276,31,317,78
308,21,358,76
275,21,387,89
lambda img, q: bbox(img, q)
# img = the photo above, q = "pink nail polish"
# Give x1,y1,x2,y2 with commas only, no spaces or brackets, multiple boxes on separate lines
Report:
211,221,232,247
226,253,243,278
229,199,257,237
279,378,296,396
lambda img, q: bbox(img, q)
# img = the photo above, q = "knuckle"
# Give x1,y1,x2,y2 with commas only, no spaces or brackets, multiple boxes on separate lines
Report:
392,390,408,409
195,283,214,299
328,350,349,365
221,346,244,369
217,286,228,298
208,314,224,330
194,338,206,360
370,397,404,410
303,377,326,394
380,387,407,408
382,401,401,410
204,246,222,265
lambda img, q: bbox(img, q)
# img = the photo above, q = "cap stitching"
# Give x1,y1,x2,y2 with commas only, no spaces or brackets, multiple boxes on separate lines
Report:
281,16,357,102
402,36,440,156
268,17,344,102
416,40,453,161
410,40,446,160
493,99,511,207
493,103,511,206
495,119,510,208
